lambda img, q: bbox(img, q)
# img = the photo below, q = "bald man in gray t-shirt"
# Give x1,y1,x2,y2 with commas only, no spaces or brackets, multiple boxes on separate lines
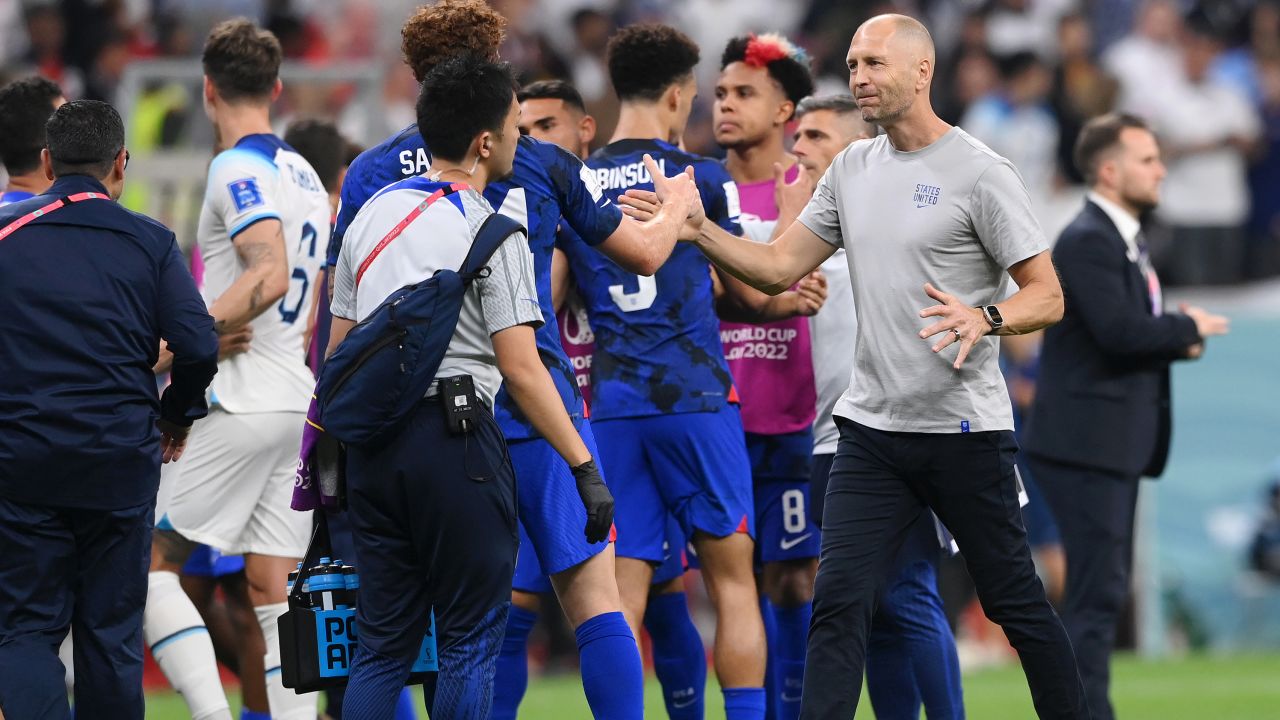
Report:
799,126,1044,433
653,13,1089,720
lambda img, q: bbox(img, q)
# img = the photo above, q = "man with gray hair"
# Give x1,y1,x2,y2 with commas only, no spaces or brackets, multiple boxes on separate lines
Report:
650,14,1089,718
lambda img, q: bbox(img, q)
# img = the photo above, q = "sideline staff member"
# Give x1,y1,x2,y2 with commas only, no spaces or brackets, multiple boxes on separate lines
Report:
328,57,621,719
663,15,1088,719
0,100,218,718
1026,113,1229,720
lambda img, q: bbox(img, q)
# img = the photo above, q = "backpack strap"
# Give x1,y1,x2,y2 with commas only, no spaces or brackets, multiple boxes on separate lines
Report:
459,213,526,278
355,182,466,288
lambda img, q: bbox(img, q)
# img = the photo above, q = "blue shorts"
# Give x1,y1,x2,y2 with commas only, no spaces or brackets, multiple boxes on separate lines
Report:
593,408,753,564
181,543,245,578
508,419,610,578
651,516,688,585
748,431,819,563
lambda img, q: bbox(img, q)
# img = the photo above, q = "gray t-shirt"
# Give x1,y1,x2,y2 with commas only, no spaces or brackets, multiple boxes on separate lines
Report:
809,249,856,455
797,127,1046,433
332,183,542,407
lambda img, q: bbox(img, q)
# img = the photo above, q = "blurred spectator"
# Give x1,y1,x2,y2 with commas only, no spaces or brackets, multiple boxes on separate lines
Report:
1247,52,1280,278
962,51,1060,208
1249,470,1280,580
1149,13,1260,286
493,0,569,82
1104,0,1184,119
569,9,614,105
934,10,996,123
984,0,1077,60
23,4,85,100
1051,12,1118,184
85,29,130,102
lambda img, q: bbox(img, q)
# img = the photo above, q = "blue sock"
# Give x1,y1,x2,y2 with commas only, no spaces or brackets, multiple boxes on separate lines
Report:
490,605,538,720
773,603,812,720
724,687,767,720
759,596,779,720
643,592,706,720
393,687,418,720
239,711,271,720
576,611,644,720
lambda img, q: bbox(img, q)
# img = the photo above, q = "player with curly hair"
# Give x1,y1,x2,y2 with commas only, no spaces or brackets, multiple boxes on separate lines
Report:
325,4,701,719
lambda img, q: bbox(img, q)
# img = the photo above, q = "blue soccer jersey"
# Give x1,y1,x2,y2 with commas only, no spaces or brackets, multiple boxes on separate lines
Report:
561,138,743,420
325,125,623,441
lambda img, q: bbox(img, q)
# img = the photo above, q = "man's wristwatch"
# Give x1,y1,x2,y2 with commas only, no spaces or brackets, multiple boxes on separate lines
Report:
980,305,1004,331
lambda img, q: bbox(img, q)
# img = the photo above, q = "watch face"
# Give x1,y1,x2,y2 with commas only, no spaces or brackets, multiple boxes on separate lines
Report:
987,305,1004,325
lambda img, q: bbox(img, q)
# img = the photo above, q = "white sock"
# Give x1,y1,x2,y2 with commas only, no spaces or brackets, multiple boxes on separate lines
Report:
255,601,318,719
144,571,233,720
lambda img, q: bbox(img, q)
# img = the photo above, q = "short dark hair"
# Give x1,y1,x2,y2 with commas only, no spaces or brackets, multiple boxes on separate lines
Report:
0,76,62,175
795,94,859,118
607,24,700,102
284,119,345,193
720,34,815,111
1073,112,1151,184
45,100,125,179
401,0,506,83
202,18,282,102
418,55,517,163
518,80,587,115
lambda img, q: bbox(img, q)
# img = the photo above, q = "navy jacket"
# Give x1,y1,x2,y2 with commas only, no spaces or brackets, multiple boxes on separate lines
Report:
1025,201,1201,478
0,175,218,509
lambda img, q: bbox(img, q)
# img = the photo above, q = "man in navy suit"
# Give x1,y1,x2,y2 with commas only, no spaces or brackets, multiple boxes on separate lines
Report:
1025,113,1229,720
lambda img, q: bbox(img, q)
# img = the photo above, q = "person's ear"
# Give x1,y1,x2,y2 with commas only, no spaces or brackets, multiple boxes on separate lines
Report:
776,100,795,127
114,147,128,182
579,115,597,146
270,78,283,103
477,131,493,159
41,148,54,181
917,58,932,92
666,83,681,114
202,76,216,107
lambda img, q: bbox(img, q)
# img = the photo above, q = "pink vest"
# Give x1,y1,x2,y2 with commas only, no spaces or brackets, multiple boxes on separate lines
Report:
719,166,816,435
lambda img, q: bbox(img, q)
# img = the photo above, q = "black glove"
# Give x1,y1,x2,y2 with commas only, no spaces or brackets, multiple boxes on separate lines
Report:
572,458,614,544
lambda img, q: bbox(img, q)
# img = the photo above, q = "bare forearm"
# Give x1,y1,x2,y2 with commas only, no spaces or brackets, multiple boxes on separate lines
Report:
207,266,286,330
991,277,1063,335
717,289,805,322
696,223,793,295
605,204,685,276
503,365,592,466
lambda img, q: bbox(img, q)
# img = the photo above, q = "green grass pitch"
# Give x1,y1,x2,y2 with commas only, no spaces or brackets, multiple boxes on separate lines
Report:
142,653,1280,718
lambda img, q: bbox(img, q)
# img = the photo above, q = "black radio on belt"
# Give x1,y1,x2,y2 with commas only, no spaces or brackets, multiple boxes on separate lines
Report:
440,375,480,434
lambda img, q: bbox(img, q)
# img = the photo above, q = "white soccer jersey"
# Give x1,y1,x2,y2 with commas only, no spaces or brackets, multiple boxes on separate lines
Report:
197,134,331,413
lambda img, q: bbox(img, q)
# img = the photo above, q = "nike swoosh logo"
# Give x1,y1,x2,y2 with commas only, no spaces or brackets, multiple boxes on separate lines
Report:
780,533,813,550
781,691,803,702
916,203,929,209
672,698,697,709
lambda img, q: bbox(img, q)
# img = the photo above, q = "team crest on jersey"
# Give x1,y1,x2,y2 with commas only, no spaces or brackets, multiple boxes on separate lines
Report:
228,177,265,212
913,183,941,208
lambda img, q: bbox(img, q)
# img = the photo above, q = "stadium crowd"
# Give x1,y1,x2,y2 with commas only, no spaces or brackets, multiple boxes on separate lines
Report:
0,1,1259,720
